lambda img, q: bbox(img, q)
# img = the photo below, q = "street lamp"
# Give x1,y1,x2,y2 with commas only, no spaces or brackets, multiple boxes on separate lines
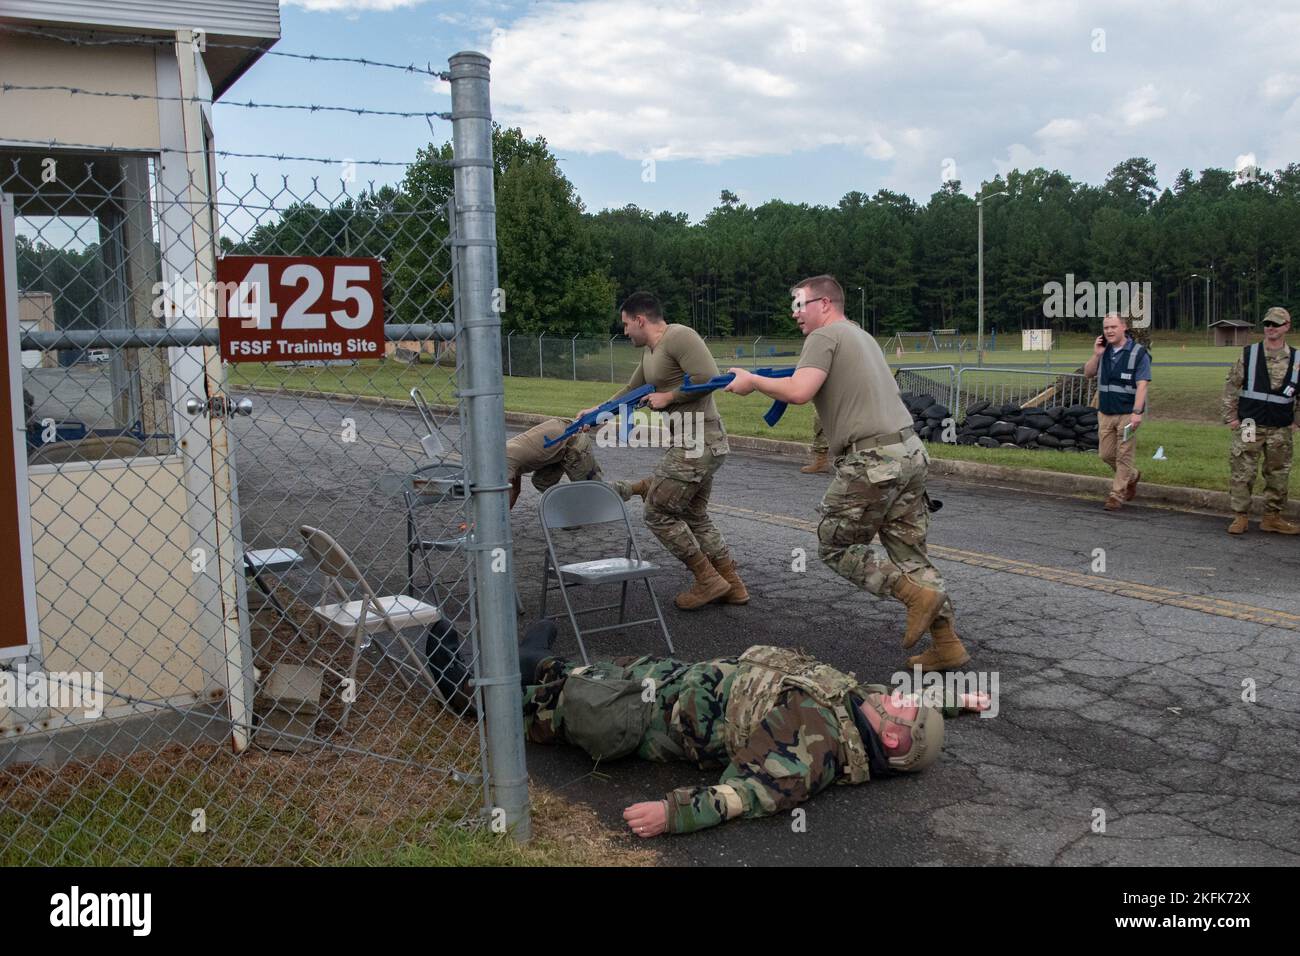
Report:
857,285,866,332
1189,273,1210,330
977,189,1008,366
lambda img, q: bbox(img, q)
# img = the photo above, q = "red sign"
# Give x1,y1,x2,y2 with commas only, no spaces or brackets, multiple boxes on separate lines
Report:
216,256,385,362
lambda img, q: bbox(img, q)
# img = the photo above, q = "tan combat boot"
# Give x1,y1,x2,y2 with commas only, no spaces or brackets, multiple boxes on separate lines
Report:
675,553,731,610
1227,513,1249,535
709,555,750,605
1103,494,1123,512
801,452,830,474
906,618,972,672
891,576,948,649
1124,469,1142,501
1260,513,1300,534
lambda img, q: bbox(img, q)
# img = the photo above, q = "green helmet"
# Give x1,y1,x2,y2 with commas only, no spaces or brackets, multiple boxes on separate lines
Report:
861,693,945,773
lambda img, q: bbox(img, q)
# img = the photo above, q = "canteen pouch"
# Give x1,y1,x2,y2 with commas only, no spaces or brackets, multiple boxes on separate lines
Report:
557,661,653,761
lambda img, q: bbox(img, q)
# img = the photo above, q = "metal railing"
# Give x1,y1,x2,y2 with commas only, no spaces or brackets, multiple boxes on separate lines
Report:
954,366,1095,420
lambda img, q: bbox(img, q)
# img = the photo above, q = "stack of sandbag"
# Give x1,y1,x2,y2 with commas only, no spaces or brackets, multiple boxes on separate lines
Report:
899,392,954,442
952,400,1099,451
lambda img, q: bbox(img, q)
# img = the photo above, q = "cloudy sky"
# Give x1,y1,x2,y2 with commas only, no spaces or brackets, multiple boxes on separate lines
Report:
214,0,1300,219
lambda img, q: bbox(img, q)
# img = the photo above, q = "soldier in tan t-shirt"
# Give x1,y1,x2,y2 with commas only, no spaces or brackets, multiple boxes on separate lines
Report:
581,291,748,611
505,418,602,509
725,274,970,672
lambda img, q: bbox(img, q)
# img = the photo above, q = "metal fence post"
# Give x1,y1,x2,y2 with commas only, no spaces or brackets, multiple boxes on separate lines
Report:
572,334,578,381
538,332,544,378
609,335,616,382
448,51,529,842
506,330,513,376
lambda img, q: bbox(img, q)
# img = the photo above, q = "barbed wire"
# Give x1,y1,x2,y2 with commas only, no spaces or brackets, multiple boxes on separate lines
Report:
0,83,450,120
0,22,450,79
0,136,442,169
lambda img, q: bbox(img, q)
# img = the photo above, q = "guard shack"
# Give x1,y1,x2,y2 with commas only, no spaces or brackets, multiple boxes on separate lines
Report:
0,2,279,764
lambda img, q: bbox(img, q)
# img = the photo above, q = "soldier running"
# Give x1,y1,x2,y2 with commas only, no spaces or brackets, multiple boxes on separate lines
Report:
581,291,748,610
1223,306,1300,535
724,274,967,670
505,418,601,509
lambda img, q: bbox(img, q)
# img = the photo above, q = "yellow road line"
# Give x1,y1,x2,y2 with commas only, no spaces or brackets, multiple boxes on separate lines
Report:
711,502,1300,632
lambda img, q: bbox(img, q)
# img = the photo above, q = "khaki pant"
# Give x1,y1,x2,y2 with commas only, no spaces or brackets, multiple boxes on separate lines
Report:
1096,412,1137,497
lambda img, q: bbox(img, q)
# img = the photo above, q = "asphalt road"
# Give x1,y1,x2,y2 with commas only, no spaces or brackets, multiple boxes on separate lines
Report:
234,394,1300,866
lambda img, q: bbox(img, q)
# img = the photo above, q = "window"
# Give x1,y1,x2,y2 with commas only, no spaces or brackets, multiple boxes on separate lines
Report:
2,148,176,465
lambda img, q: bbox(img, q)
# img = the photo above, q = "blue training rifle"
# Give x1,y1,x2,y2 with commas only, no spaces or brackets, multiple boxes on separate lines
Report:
544,383,656,448
680,366,796,426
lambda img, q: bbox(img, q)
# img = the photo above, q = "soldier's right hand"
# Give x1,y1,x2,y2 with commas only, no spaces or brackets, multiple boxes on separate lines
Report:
577,406,599,430
1093,335,1105,354
1228,419,1240,430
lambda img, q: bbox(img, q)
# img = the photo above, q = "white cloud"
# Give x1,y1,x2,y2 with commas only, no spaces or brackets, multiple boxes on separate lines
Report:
1119,84,1166,127
476,0,1300,199
1261,73,1300,101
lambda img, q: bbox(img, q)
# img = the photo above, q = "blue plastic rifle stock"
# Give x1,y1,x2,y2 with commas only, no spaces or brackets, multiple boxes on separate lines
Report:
544,383,656,448
681,367,796,426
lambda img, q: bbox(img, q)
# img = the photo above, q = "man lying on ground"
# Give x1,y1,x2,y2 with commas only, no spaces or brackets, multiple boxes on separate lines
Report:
511,627,989,837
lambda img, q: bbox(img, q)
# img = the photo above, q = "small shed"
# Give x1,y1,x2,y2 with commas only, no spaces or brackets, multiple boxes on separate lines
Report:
1210,319,1253,347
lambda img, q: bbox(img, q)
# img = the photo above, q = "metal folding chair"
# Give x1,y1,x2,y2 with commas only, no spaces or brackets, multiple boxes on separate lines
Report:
538,481,672,663
298,525,443,730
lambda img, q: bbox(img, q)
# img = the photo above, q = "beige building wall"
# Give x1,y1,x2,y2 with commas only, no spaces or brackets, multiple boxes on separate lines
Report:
1,459,209,732
0,35,161,152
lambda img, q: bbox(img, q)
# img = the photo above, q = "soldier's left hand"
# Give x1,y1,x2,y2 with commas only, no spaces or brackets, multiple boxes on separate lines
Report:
646,391,675,411
724,367,757,395
623,800,669,837
959,692,992,712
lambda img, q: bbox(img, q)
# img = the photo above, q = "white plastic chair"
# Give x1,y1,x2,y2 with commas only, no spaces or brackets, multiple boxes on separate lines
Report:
298,525,442,729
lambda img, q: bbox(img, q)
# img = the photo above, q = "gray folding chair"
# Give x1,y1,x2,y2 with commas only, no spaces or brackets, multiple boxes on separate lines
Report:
538,481,672,663
299,525,443,730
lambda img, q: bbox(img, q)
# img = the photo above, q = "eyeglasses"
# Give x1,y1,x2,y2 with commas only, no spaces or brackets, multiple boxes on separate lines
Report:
793,295,831,311
1263,321,1291,328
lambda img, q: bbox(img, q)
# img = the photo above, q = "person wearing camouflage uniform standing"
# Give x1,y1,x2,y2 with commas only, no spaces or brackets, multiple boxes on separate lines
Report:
514,639,976,837
583,292,748,610
725,275,965,670
1223,306,1300,535
505,418,602,509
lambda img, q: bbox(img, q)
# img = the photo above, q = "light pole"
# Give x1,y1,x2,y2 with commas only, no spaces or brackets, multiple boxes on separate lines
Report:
857,285,866,332
1190,273,1210,330
977,189,1007,366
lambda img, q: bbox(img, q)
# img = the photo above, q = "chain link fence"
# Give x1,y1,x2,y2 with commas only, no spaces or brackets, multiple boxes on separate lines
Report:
0,52,525,864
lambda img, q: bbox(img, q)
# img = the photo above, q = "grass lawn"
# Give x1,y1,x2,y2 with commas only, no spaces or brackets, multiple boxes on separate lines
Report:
230,351,1282,497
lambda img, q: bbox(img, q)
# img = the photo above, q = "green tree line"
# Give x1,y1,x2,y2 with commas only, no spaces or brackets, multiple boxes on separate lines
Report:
20,130,1297,344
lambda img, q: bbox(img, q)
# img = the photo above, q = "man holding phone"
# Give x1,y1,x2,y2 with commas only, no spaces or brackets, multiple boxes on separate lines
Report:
1083,312,1151,512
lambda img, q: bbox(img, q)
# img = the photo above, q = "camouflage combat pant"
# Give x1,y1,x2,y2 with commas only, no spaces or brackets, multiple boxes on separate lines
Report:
532,431,602,492
817,434,949,612
811,412,828,456
523,655,737,767
1229,425,1294,514
614,441,731,564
